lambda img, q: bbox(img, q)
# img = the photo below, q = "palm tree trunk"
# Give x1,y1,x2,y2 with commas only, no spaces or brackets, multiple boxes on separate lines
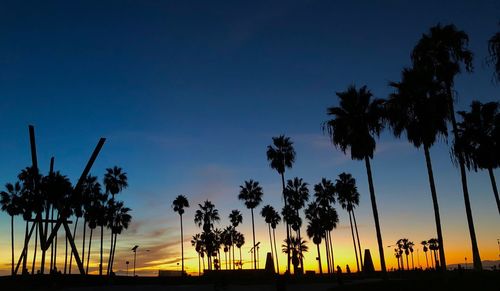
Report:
406,254,409,271
251,208,257,269
22,221,29,275
49,208,54,272
364,156,387,274
296,210,304,273
267,223,274,270
239,248,242,269
411,252,414,270
86,228,93,274
281,173,291,273
107,231,114,275
351,210,363,270
197,253,200,276
324,231,330,274
272,228,279,274
348,211,360,272
64,235,68,274
82,219,87,269
69,217,79,274
423,145,447,272
11,216,15,276
487,167,500,215
32,223,38,275
424,251,429,269
328,231,335,272
40,205,50,274
316,243,322,275
448,94,482,271
99,225,103,276
110,233,117,273
180,214,184,275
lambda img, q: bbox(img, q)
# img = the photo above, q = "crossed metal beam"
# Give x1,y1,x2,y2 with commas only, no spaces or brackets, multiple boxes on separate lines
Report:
15,125,105,275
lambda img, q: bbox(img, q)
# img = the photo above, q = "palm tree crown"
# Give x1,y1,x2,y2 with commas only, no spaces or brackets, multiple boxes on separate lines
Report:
172,195,190,216
229,210,243,227
103,166,128,198
266,135,296,175
238,180,263,209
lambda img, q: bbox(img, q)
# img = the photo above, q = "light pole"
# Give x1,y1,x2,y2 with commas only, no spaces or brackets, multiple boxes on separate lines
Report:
132,245,139,276
126,261,129,276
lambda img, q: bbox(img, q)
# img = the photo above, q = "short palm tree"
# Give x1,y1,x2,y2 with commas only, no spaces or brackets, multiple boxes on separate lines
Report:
386,66,449,271
428,238,440,268
261,205,277,271
228,209,242,269
456,101,500,215
266,135,295,272
305,202,324,274
269,208,281,274
172,194,190,275
324,85,387,274
421,240,429,269
80,175,101,273
313,178,336,273
238,179,263,269
1,182,22,275
107,200,131,274
234,231,245,269
191,233,204,275
194,200,220,269
335,172,363,272
281,236,308,274
412,24,481,271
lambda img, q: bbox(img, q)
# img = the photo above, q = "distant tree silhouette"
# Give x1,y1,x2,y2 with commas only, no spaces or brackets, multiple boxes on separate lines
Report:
78,175,100,274
421,240,429,269
191,233,204,275
386,66,450,271
456,101,500,215
1,182,22,275
336,172,363,272
313,178,337,273
261,205,277,272
234,231,245,269
324,85,387,274
194,200,220,270
284,177,309,272
428,238,440,268
488,29,500,82
238,179,263,269
172,194,190,275
281,236,308,274
85,182,106,274
267,135,296,273
305,202,324,274
229,209,242,270
107,200,131,274
412,24,481,271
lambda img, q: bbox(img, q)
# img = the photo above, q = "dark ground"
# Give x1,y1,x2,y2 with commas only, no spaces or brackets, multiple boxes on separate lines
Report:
0,270,498,291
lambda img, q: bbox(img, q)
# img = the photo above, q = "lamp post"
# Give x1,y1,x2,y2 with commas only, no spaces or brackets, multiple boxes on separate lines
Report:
126,261,129,276
132,245,139,276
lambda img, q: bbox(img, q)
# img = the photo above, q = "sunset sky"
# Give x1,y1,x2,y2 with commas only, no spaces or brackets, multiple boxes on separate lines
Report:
0,1,499,276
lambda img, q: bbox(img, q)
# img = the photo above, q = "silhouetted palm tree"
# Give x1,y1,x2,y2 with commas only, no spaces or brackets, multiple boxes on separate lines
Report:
261,205,277,271
488,29,500,82
234,231,245,269
386,66,449,271
456,101,500,215
428,238,439,269
269,208,281,274
324,85,387,274
313,178,336,273
1,182,22,275
421,240,429,269
79,175,100,273
412,24,481,270
97,195,108,275
194,200,220,270
228,209,242,269
281,236,308,275
335,172,363,272
238,179,263,269
305,202,324,274
172,194,190,275
107,200,131,274
267,135,295,272
191,233,204,275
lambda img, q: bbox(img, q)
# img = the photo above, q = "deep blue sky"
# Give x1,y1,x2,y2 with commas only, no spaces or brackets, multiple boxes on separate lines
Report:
0,0,499,274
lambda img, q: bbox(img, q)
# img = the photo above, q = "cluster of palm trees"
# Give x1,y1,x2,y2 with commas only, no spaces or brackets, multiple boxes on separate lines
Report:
392,238,441,271
0,166,131,276
324,24,500,273
166,23,499,276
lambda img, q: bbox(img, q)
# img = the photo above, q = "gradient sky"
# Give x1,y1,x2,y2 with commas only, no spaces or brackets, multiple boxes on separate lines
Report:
0,0,499,276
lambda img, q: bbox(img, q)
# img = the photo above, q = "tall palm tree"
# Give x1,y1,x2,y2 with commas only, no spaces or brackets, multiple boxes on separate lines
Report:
324,85,387,274
266,135,296,273
107,200,131,274
386,65,450,271
172,194,190,275
335,172,363,272
488,29,500,82
421,241,429,269
191,233,204,275
412,24,481,270
234,231,245,269
313,178,336,273
305,202,324,274
238,179,263,269
284,177,309,272
456,101,500,214
228,209,242,269
79,175,100,273
103,166,128,275
194,200,220,270
1,182,22,275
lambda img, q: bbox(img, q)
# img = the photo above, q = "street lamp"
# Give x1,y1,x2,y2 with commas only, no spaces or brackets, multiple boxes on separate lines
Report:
132,245,139,276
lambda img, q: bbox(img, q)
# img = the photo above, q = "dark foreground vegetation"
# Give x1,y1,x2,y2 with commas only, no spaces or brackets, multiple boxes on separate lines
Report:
0,270,498,291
